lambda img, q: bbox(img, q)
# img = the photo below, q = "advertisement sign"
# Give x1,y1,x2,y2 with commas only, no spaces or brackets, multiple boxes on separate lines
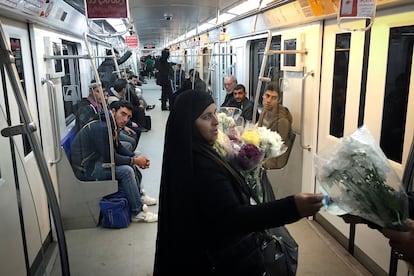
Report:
339,0,375,18
125,35,138,48
85,0,128,19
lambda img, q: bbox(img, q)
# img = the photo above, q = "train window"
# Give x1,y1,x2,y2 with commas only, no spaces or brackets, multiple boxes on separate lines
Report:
380,25,414,163
61,41,81,125
329,33,351,138
10,37,31,155
283,38,296,66
281,34,303,71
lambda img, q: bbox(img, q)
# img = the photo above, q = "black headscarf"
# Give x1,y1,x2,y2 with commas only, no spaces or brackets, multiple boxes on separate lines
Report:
154,90,214,275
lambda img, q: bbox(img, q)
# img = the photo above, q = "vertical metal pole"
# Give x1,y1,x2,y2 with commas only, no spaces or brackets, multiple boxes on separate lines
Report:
84,33,116,180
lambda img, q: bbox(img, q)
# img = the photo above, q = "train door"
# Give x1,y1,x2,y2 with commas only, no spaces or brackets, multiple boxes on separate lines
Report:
211,42,236,105
317,6,414,275
0,19,52,275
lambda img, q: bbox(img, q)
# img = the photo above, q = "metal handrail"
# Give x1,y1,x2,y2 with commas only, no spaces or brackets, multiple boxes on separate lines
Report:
252,30,272,124
83,32,116,180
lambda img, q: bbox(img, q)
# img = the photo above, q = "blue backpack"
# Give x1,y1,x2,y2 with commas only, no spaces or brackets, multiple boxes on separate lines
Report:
98,191,131,229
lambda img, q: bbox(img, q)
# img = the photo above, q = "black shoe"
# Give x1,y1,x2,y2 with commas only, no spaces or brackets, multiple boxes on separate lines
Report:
146,105,155,110
161,107,169,111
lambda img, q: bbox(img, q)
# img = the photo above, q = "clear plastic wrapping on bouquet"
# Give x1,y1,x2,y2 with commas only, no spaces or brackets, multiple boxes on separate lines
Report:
315,126,408,230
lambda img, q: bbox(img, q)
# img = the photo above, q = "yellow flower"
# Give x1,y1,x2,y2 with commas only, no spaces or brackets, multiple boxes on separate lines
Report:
241,130,261,147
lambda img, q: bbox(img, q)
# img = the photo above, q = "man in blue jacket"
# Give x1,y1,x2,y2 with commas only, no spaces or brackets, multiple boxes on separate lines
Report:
70,100,157,222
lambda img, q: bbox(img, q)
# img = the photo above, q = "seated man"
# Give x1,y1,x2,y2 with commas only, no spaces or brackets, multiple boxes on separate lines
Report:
108,78,140,151
257,82,293,169
125,74,148,131
221,75,237,107
225,84,258,122
75,80,108,132
70,100,157,222
128,74,155,110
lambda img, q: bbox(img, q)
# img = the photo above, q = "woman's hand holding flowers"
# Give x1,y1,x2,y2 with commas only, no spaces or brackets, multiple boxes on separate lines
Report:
294,193,324,217
383,218,414,265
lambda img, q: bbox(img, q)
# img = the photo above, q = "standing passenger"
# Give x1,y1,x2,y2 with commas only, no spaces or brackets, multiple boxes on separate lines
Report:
156,48,173,111
153,90,323,275
97,48,132,91
258,82,293,169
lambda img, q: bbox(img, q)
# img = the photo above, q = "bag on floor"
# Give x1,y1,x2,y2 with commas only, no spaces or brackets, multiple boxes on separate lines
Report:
263,227,298,276
261,170,298,276
98,192,131,229
144,115,151,130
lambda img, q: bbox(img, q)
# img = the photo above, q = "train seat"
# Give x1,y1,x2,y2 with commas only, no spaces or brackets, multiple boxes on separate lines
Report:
57,129,117,230
266,131,303,199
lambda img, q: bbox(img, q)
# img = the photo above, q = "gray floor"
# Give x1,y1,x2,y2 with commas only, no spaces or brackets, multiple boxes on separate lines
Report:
63,79,372,276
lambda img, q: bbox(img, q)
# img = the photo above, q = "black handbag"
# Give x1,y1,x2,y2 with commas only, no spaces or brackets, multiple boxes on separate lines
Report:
261,170,298,276
261,227,298,276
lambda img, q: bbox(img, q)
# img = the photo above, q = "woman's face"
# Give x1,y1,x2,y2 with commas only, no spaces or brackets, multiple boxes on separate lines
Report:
195,103,219,144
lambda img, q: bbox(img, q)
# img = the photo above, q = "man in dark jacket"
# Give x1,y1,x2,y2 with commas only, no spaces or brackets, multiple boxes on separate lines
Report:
156,48,173,110
225,84,258,122
98,48,132,91
75,81,108,132
70,101,157,222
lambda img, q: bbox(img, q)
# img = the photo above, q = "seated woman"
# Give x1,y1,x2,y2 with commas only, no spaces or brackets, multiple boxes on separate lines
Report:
153,89,323,275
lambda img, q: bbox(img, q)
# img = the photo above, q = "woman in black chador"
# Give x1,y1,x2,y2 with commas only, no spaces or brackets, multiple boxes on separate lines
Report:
153,90,323,275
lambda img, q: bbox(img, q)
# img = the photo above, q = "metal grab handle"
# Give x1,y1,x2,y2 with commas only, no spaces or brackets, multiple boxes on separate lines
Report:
41,77,61,164
300,69,314,151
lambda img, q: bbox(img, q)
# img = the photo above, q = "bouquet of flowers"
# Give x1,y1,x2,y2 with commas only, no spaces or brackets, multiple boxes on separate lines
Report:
315,126,408,230
214,108,287,202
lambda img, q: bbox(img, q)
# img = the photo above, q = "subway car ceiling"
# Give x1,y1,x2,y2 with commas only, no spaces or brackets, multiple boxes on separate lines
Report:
0,0,411,53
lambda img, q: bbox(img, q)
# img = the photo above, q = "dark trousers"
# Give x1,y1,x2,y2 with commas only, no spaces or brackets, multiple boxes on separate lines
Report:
161,82,173,110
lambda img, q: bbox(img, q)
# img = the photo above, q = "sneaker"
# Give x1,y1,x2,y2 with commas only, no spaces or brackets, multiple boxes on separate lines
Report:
131,206,158,223
141,194,157,206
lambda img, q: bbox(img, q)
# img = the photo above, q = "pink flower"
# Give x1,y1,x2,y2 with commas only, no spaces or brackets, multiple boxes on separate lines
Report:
237,144,264,171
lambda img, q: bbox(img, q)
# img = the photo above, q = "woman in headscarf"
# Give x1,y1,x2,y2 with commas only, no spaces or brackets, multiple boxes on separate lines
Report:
154,90,323,275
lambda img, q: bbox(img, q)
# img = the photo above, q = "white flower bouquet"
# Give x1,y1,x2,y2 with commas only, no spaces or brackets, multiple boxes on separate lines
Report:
315,126,408,230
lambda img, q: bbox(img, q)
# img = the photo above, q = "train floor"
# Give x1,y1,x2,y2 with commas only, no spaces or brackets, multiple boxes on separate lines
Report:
58,78,372,276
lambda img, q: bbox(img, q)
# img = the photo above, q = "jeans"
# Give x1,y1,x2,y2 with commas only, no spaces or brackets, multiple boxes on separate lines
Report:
93,163,143,216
